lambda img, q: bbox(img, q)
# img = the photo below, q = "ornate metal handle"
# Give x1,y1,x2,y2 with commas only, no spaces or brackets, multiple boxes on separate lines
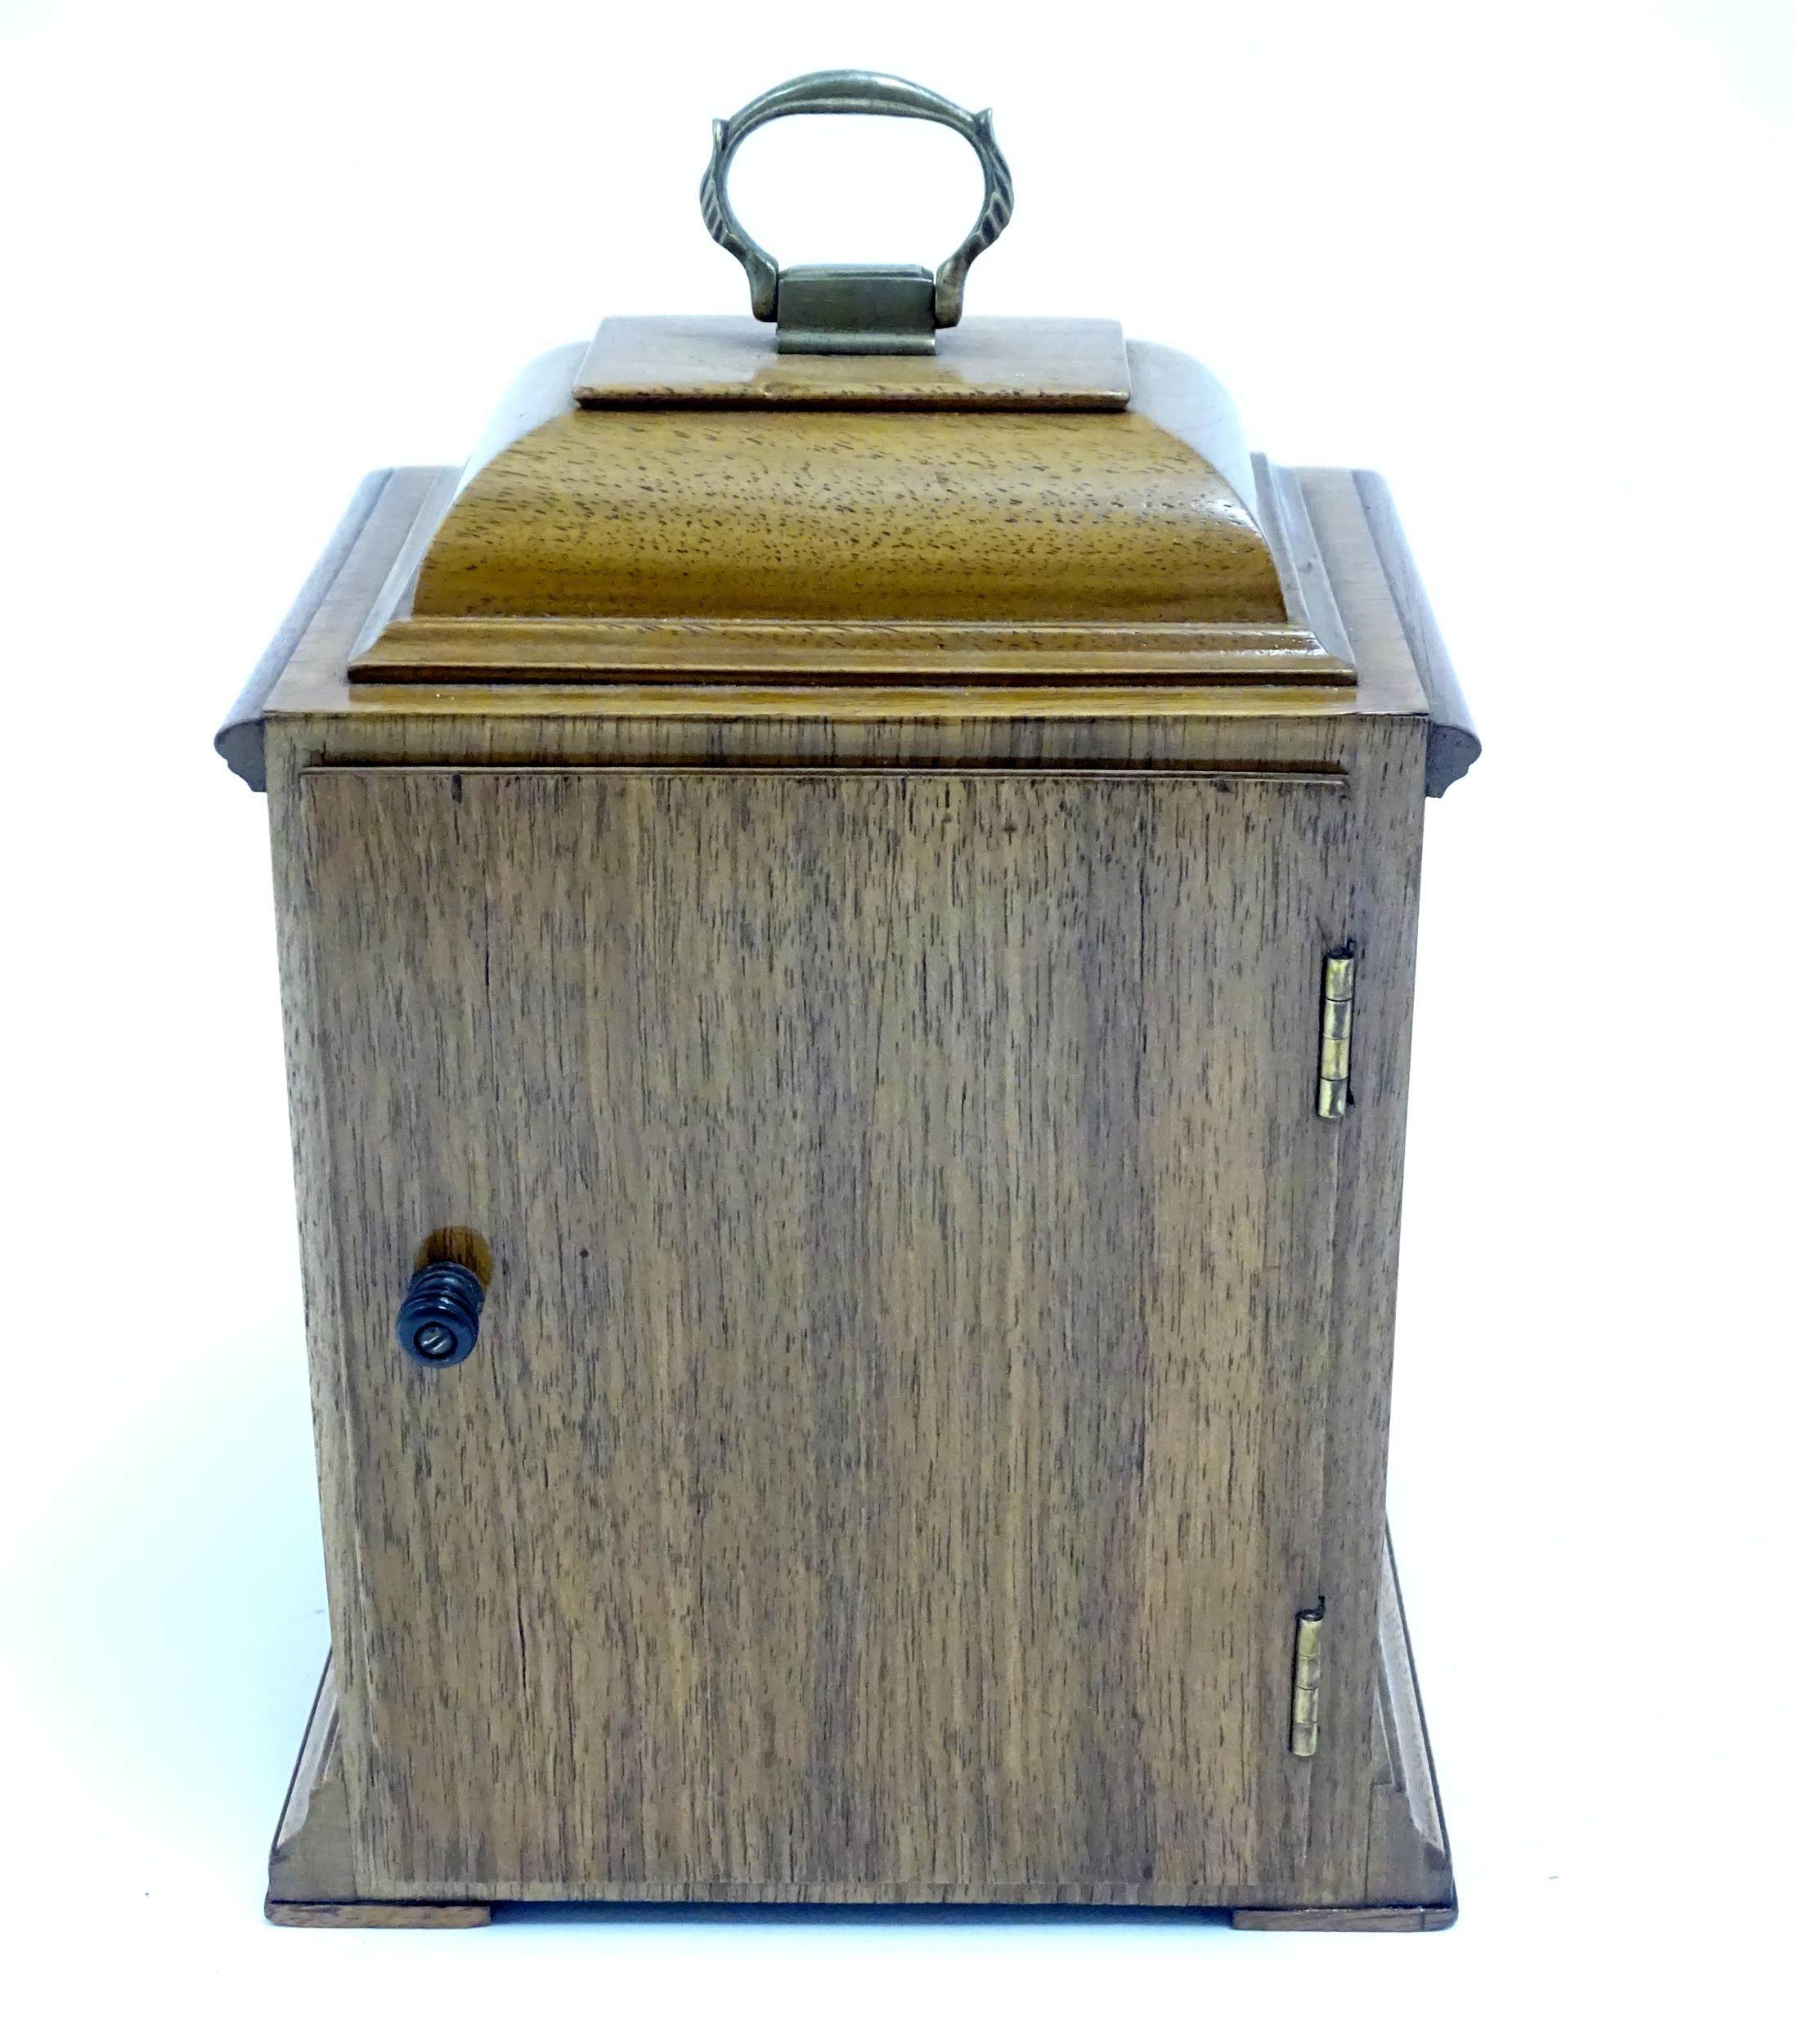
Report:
699,69,1013,353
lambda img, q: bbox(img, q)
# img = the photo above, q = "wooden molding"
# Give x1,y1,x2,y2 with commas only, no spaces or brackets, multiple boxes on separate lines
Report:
1231,1903,1457,1933
1349,469,1482,796
572,315,1133,410
213,472,391,791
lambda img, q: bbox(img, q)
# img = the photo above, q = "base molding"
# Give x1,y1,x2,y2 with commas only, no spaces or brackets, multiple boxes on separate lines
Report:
1231,1902,1457,1933
265,1900,492,1930
267,1528,1452,1930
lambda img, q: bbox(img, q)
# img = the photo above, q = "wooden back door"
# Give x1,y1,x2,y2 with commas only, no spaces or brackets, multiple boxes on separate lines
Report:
294,765,1353,1901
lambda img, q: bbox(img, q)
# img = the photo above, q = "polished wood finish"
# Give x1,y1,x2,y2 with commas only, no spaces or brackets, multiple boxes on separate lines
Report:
267,1527,1448,1919
1366,1536,1453,1905
238,447,1465,1925
294,762,1351,1899
267,1660,353,1902
573,314,1133,410
266,1902,492,1929
265,1660,493,1925
346,346,1354,686
214,470,393,793
1231,1904,1458,1933
1348,470,1480,796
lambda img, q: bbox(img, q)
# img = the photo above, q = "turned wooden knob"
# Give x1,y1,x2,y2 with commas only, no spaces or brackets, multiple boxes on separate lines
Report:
395,1260,484,1368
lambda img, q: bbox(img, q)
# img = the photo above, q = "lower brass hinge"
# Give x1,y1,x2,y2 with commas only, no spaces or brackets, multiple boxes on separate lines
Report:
1316,945,1357,1119
1290,1605,1325,1757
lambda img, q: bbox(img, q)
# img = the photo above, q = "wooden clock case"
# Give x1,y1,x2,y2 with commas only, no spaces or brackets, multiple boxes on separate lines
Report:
219,307,1477,1934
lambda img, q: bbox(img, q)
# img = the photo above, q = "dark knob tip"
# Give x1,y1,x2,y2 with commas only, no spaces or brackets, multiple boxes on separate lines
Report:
396,1259,485,1368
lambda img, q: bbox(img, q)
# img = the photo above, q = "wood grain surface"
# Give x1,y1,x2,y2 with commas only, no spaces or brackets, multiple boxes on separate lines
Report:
266,1658,353,1902
214,470,392,791
412,410,1283,625
572,315,1133,410
252,461,1457,1916
1348,468,1482,795
267,1527,1456,1916
265,1902,492,1930
1366,1533,1453,1906
294,765,1356,1900
346,348,1356,685
1229,1903,1456,1932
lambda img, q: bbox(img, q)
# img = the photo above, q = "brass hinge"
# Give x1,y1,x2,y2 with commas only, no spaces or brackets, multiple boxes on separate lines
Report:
1290,1605,1325,1757
1316,946,1357,1120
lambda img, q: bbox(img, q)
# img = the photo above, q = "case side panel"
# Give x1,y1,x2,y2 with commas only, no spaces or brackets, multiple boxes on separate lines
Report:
259,479,458,1890
1293,469,1433,1898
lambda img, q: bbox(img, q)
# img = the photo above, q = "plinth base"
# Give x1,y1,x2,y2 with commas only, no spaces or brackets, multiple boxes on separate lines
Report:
266,1900,492,1929
267,1533,1452,1930
1231,1903,1458,1932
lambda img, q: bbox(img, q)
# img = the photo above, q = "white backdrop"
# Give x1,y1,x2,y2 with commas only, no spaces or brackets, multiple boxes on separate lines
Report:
2,2,1790,2037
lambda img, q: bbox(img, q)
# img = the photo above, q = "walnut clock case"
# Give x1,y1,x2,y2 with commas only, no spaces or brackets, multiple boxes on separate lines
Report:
218,72,1479,1934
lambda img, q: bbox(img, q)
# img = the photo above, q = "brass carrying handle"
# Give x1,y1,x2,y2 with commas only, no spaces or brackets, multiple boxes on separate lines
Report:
698,69,1013,353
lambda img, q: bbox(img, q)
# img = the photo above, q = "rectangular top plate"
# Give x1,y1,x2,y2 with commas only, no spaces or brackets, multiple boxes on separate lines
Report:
573,315,1132,410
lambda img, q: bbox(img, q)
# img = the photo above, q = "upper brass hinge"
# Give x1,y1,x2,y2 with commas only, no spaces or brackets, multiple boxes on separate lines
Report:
1290,1604,1325,1757
1316,945,1357,1120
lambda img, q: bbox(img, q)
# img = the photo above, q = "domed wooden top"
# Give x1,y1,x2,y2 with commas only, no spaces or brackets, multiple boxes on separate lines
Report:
348,318,1353,687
